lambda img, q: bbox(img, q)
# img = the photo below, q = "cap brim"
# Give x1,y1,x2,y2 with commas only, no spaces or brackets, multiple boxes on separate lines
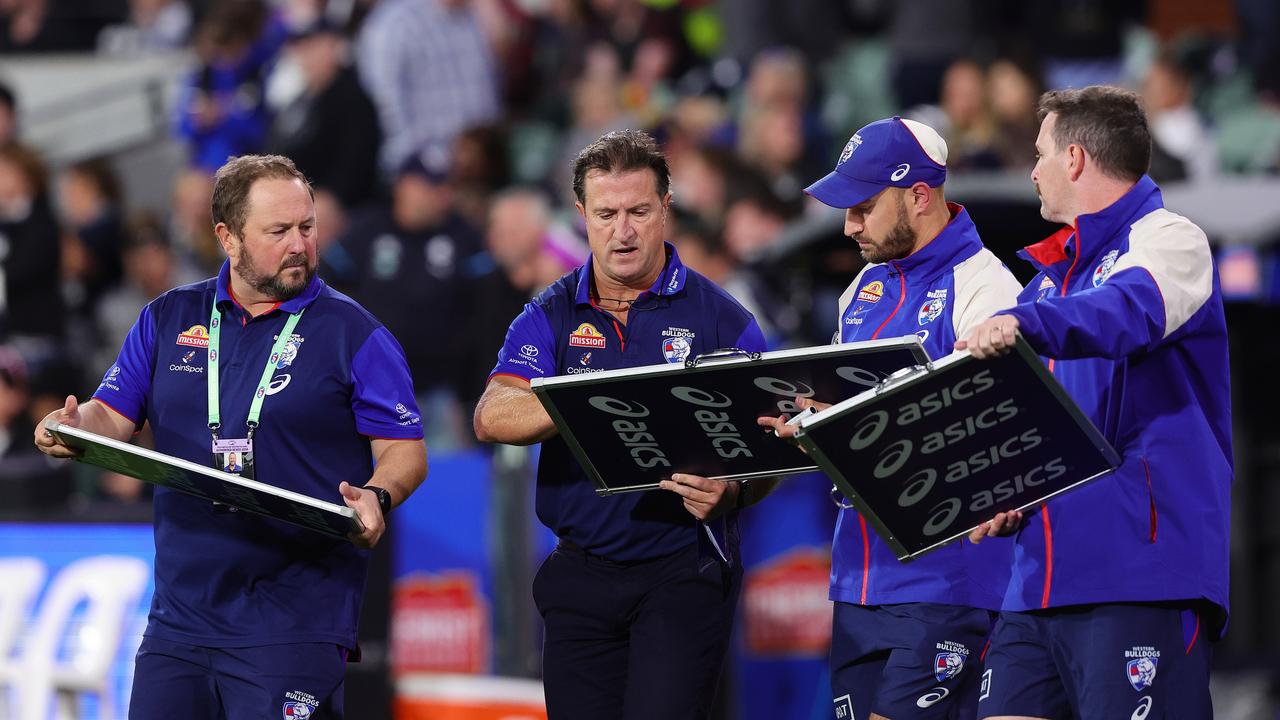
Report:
803,170,885,209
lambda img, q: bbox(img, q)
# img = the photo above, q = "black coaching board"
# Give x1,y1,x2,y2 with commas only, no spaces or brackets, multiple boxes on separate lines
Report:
529,337,929,494
795,338,1119,560
46,420,363,540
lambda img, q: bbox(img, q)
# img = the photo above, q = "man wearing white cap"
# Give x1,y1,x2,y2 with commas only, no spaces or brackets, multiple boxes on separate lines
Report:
761,116,1021,720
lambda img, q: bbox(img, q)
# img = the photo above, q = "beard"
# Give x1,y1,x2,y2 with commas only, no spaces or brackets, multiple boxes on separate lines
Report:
235,251,315,301
856,193,916,264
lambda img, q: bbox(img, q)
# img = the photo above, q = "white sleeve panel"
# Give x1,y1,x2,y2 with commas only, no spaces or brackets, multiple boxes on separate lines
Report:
1113,209,1213,339
835,265,876,341
951,248,1024,341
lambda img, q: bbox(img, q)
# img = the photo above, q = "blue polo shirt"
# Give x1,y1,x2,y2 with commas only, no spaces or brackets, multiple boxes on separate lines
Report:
93,261,422,649
491,244,766,562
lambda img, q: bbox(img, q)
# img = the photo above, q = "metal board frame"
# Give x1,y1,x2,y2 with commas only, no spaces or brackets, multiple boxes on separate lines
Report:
531,337,930,494
796,339,1119,560
46,420,362,539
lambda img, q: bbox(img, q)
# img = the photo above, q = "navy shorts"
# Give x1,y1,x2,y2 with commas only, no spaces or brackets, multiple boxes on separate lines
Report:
830,601,993,720
978,603,1211,720
129,636,347,719
533,541,741,720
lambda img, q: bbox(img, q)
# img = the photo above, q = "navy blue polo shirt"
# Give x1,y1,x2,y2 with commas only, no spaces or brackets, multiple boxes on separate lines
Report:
491,243,765,562
93,261,422,649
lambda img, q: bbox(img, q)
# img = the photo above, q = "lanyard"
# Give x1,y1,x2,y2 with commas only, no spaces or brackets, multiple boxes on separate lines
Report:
206,302,304,438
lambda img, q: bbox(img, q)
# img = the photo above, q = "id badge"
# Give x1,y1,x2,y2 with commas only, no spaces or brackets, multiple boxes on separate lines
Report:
212,437,255,480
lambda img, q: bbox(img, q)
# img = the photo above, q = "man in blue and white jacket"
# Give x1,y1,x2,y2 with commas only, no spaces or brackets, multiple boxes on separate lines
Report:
962,86,1230,720
766,116,1022,720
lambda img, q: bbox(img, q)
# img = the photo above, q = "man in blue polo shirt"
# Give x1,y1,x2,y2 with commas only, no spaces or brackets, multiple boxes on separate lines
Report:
961,86,1228,720
35,154,428,719
763,116,1022,720
474,130,768,719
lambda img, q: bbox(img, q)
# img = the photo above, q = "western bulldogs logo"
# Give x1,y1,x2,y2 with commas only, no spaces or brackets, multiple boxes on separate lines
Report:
1093,249,1119,287
838,134,862,165
935,651,965,681
1126,657,1158,691
918,298,945,325
663,336,692,364
283,701,313,719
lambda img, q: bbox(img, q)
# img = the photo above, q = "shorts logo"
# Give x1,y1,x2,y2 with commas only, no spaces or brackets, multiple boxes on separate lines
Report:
857,281,884,304
1126,657,1158,691
663,336,692,364
979,668,992,701
934,651,965,681
918,298,945,325
1132,696,1154,720
569,323,607,349
282,689,318,718
176,324,210,348
1124,646,1160,691
891,163,911,181
916,686,950,708
833,694,853,719
1093,249,1120,287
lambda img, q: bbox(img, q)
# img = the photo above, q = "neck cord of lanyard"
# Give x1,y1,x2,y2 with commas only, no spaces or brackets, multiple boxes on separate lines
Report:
207,302,305,445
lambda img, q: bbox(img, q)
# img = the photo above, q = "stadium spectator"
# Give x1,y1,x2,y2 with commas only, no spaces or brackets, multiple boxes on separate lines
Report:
988,59,1043,171
0,142,64,344
356,0,500,175
449,124,511,232
333,155,482,446
57,157,127,311
0,81,17,145
0,345,72,513
267,17,381,212
1142,52,1218,183
175,0,286,172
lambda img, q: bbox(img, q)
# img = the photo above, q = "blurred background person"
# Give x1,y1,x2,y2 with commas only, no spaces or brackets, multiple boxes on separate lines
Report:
56,157,126,316
0,142,63,347
1143,51,1219,184
0,80,17,146
357,0,500,176
96,0,191,55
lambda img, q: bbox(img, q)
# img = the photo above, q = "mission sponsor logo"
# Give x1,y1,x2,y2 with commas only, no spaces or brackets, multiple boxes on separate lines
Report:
176,324,210,348
857,281,884,304
569,322,607,349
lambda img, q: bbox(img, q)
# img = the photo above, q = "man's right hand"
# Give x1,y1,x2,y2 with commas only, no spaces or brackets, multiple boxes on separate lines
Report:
756,397,832,444
34,395,82,458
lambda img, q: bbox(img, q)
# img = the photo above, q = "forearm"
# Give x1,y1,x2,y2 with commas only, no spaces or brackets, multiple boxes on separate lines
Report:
77,400,137,441
367,438,427,507
473,382,557,445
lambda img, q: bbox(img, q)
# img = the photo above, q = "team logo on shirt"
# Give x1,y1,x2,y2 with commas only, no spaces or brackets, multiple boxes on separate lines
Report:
856,281,884,304
1124,647,1160,691
568,323,607,349
520,344,539,359
273,334,304,369
282,690,318,718
918,288,947,325
663,336,692,364
1093,249,1120,287
99,366,123,392
579,352,592,366
182,350,197,364
176,324,210,348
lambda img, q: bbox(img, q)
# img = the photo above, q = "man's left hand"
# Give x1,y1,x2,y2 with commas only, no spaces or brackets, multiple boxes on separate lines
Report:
340,481,386,549
660,473,739,521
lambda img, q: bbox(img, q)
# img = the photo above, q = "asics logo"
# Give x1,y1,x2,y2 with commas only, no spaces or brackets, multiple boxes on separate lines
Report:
917,686,950,708
891,164,910,181
1131,696,1153,720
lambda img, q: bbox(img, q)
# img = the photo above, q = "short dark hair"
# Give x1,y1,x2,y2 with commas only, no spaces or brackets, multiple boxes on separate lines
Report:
211,154,311,238
571,130,670,205
1037,86,1151,182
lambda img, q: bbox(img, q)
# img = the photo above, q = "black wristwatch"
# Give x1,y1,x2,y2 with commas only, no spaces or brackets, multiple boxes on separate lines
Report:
365,485,392,517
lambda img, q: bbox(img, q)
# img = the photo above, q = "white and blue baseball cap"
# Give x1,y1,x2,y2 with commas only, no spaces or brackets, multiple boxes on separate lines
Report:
805,116,948,208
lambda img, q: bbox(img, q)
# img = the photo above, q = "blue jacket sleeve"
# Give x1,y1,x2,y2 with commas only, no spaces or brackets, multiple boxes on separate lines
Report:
1003,268,1167,360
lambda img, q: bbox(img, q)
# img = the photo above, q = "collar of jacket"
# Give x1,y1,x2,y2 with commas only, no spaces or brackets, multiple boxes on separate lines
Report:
883,202,984,282
1016,175,1164,284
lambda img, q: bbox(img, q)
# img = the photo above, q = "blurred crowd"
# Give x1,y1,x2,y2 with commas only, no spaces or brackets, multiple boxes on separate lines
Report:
0,0,1278,515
